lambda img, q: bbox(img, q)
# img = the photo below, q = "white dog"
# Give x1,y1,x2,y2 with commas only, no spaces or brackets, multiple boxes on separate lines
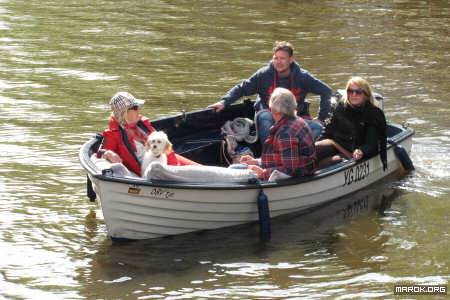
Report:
142,131,172,178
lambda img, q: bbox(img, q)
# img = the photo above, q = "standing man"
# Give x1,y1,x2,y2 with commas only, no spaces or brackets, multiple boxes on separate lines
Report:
208,41,332,145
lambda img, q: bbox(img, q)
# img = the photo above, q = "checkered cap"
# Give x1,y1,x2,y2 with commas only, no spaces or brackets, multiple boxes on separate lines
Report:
110,92,145,116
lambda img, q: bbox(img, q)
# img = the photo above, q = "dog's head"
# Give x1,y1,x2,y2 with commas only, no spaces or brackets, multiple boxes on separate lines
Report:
145,131,172,156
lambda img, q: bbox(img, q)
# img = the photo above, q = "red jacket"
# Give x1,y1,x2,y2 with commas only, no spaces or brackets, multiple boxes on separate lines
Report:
98,115,183,176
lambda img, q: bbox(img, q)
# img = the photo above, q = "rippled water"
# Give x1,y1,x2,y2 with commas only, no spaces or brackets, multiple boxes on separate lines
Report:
0,0,448,299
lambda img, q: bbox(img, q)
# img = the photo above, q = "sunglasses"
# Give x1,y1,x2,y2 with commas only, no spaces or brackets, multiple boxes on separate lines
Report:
347,88,366,96
128,106,139,111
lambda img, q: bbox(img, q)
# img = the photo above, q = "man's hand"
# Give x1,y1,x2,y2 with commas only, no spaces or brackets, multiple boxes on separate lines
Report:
207,101,225,112
248,165,263,179
240,155,259,165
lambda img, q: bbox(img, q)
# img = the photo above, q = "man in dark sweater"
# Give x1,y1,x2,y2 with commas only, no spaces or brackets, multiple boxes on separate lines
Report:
208,41,332,145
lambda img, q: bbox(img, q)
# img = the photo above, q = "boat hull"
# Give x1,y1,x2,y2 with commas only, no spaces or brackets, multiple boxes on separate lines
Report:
85,131,412,240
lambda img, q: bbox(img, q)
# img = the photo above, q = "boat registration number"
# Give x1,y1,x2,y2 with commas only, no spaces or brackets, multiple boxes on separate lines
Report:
149,187,175,199
343,161,370,186
127,186,175,199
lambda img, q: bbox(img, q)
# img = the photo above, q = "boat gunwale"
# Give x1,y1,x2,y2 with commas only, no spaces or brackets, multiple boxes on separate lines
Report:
79,121,414,190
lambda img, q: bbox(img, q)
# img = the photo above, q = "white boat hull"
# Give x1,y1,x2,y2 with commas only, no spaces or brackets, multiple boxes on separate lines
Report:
87,136,412,240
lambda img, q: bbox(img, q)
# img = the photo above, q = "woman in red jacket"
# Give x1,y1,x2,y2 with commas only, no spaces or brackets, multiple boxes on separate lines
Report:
97,92,199,176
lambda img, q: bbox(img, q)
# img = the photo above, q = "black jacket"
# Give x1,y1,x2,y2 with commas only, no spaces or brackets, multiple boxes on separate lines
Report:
321,101,387,170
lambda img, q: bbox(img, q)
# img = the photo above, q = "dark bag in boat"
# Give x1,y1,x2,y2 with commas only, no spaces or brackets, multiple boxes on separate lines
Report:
218,117,258,166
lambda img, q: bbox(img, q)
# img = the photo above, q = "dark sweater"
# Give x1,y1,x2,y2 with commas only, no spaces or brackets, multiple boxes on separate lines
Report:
220,60,332,122
321,101,387,169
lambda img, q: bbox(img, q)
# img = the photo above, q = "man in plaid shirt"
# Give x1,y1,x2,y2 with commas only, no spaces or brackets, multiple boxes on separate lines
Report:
241,87,316,180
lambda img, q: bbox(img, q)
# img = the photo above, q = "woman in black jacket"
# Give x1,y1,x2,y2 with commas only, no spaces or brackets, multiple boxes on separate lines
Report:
315,77,387,170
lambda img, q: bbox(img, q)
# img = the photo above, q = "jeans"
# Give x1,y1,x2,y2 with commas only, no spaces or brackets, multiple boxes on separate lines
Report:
256,111,323,145
256,111,274,146
305,118,324,141
228,163,249,169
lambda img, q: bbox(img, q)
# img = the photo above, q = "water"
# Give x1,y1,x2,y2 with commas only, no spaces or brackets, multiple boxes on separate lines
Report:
0,0,448,299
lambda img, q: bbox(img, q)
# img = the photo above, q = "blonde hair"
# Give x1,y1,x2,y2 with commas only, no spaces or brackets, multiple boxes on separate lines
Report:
269,87,297,117
343,76,378,107
111,110,128,125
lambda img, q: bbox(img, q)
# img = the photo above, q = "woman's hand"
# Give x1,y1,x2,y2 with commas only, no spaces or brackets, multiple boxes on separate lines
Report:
353,149,364,161
248,165,263,179
240,155,258,165
103,150,122,163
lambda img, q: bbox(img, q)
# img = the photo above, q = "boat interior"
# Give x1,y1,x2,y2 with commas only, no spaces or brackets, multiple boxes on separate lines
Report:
86,99,410,170
149,99,408,168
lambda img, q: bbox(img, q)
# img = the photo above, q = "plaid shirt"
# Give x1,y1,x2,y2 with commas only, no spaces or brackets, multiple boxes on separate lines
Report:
261,116,316,180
